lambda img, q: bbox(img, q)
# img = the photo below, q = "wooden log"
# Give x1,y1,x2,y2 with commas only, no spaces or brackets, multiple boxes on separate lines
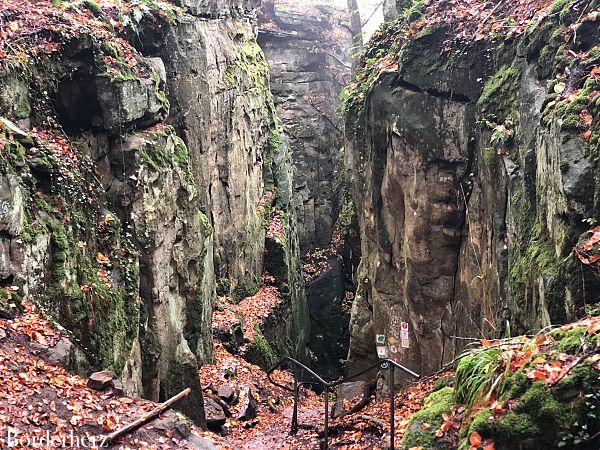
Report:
99,388,191,446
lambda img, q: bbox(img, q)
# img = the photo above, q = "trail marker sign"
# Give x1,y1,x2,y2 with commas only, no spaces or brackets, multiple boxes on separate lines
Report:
400,322,410,348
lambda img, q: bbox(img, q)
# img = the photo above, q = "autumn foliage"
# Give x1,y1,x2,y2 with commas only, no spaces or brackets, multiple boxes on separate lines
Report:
576,226,600,271
0,303,218,449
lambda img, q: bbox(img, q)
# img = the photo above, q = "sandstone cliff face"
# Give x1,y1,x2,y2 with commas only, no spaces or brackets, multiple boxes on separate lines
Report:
257,0,355,377
345,1,600,377
258,0,352,253
0,0,308,423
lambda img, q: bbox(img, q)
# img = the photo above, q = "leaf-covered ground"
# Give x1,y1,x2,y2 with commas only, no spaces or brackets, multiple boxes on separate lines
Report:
0,303,218,449
1,292,598,449
0,297,447,449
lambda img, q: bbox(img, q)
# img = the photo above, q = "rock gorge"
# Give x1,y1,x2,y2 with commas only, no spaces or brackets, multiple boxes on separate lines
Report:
258,0,356,378
0,0,598,446
0,0,328,424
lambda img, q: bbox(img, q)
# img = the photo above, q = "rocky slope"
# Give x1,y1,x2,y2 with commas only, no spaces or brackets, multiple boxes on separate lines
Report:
344,0,600,377
0,0,309,423
400,316,600,450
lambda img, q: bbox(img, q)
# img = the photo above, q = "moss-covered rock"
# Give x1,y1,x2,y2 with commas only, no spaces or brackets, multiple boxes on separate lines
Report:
401,387,455,450
460,382,571,449
406,319,600,450
245,326,277,369
477,65,523,119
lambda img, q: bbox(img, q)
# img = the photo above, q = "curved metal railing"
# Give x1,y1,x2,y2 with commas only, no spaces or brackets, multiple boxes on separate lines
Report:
267,357,420,449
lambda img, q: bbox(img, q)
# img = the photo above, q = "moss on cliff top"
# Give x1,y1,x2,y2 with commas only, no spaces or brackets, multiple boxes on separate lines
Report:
477,65,523,119
343,0,567,133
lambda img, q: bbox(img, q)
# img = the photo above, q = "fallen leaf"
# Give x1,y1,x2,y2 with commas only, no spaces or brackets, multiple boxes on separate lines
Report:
96,252,110,265
483,440,495,450
470,431,482,447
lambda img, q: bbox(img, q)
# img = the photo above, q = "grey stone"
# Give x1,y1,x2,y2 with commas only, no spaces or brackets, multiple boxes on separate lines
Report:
237,388,258,421
185,435,219,450
204,397,226,429
154,410,192,438
87,370,116,391
258,2,352,253
217,384,238,404
0,76,31,120
332,381,370,419
0,173,24,237
45,337,72,367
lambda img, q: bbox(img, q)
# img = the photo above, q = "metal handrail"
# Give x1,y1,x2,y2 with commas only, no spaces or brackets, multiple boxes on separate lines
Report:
266,357,420,449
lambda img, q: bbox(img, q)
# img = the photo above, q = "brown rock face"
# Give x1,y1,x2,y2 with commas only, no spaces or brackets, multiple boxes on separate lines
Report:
88,370,116,391
345,14,600,377
0,0,308,427
346,81,473,375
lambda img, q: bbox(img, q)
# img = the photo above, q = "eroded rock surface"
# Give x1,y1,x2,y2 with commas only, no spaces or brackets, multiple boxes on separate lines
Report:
258,0,352,252
0,0,310,425
345,3,600,377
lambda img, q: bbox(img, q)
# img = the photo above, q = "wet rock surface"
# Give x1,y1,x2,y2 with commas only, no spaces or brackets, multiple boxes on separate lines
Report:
258,0,352,253
345,3,600,377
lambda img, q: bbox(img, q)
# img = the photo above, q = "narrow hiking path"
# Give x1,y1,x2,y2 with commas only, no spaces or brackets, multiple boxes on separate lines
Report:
3,288,597,449
203,280,444,449
0,300,443,449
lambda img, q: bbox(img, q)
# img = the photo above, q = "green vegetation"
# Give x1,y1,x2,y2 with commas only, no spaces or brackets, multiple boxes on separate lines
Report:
549,0,572,13
137,127,197,197
232,278,260,302
465,383,569,448
245,326,277,369
342,5,427,131
198,211,213,236
0,117,141,376
477,65,523,119
82,0,102,15
222,40,270,94
434,375,456,392
482,147,496,168
403,323,599,450
217,277,231,296
455,347,504,408
401,387,454,449
508,185,563,329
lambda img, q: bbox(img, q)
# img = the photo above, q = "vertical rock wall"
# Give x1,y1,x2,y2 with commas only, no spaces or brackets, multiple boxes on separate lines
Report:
257,0,355,377
258,0,352,253
344,1,600,378
0,0,309,423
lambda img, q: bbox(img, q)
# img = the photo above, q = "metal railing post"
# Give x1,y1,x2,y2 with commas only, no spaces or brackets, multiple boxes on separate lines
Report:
323,386,329,450
291,373,299,434
389,365,395,450
266,356,419,450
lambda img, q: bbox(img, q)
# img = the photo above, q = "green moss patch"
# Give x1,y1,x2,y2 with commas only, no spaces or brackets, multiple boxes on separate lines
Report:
245,326,277,369
477,65,523,119
401,387,454,449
